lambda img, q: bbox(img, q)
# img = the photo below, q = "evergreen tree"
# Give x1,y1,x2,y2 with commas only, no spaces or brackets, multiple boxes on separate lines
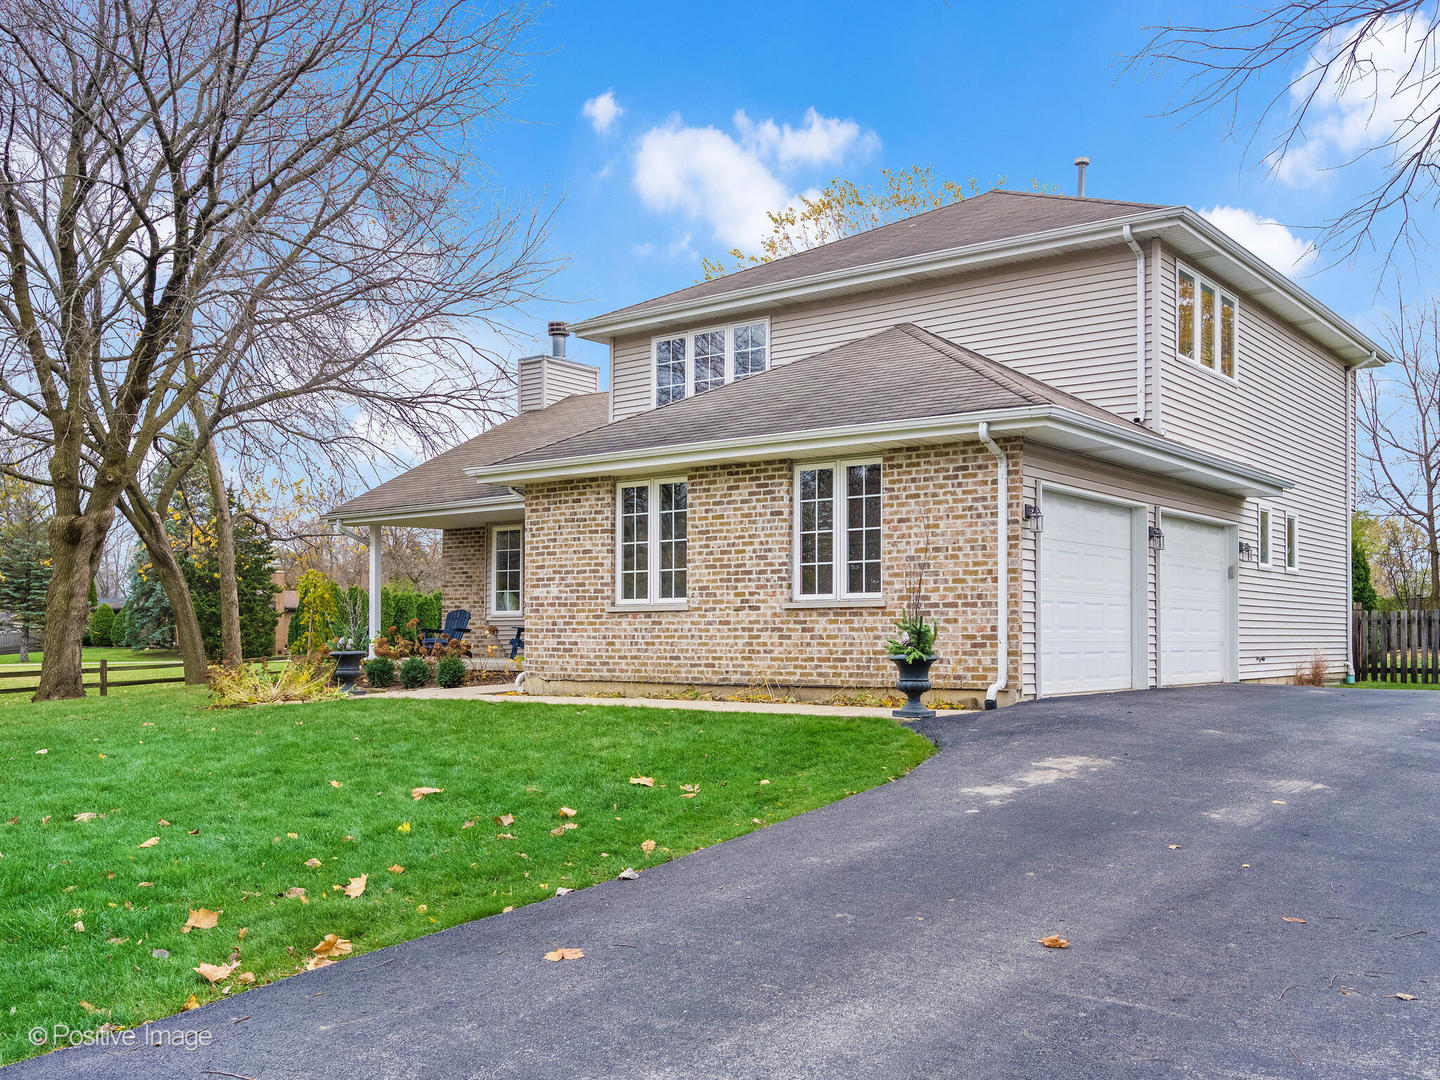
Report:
89,603,116,647
1353,531,1380,611
184,499,279,660
0,523,51,663
122,550,176,649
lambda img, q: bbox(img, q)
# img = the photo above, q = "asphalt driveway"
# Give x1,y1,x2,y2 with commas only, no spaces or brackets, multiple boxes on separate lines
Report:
8,685,1438,1079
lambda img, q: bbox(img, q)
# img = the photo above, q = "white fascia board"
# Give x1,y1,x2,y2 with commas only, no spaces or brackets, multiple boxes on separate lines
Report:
466,406,1290,497
325,495,524,527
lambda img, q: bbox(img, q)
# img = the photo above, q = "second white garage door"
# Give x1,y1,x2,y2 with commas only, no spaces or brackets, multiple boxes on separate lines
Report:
1040,491,1137,695
1159,516,1231,685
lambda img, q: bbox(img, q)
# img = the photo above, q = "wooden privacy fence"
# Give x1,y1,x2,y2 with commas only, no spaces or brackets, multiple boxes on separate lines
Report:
1353,609,1440,683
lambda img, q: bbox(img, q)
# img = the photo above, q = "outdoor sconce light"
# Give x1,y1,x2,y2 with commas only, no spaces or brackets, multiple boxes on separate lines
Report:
1238,540,1256,563
1148,525,1165,550
1022,503,1043,532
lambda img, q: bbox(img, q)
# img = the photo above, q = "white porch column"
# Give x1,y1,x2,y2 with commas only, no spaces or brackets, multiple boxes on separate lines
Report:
367,524,382,657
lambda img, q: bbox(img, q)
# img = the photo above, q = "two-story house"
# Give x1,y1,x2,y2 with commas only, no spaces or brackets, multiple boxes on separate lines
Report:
328,189,1388,706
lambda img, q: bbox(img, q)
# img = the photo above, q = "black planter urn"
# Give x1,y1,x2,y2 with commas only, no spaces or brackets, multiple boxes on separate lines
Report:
329,650,367,694
890,654,937,719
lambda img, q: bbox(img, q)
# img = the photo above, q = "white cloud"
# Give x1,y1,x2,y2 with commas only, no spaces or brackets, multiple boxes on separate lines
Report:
631,108,878,249
582,90,624,135
1201,206,1319,277
1270,12,1438,187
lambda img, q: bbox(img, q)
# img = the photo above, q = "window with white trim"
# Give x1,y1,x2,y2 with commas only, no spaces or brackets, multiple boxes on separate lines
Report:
616,479,687,604
794,461,882,599
1177,264,1238,379
491,526,523,613
652,319,768,406
1285,512,1299,571
1257,504,1273,568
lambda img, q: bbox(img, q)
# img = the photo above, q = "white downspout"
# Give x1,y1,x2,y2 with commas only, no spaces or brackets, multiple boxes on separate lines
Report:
1346,362,1366,681
367,524,382,658
1122,224,1146,424
978,421,1009,709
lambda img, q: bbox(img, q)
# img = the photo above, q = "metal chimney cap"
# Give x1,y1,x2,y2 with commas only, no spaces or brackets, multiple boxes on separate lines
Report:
1073,156,1090,166
547,320,571,337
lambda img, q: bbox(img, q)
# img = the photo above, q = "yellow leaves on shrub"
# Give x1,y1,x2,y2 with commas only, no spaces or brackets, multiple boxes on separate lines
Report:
543,947,584,962
137,837,160,849
1037,935,1070,949
180,908,221,933
629,777,655,787
343,874,367,898
558,807,577,818
194,961,234,984
411,787,444,801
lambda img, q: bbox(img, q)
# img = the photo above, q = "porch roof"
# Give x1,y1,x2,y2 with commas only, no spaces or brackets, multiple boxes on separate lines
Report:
467,324,1292,498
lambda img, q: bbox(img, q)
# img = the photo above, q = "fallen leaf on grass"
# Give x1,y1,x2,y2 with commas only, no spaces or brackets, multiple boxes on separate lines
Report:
73,812,98,822
137,882,153,888
158,819,171,827
1037,935,1070,949
236,972,256,984
550,822,578,836
283,887,307,901
555,887,573,896
137,837,160,849
343,874,367,898
194,962,234,984
78,1001,99,1013
496,832,515,840
641,839,656,855
680,784,700,796
543,947,584,962
187,828,200,835
397,822,411,834
388,864,405,874
312,934,352,957
152,948,169,959
181,995,199,1012
180,908,221,933
237,928,247,941
1281,917,1307,924
494,813,514,827
411,787,444,801
107,937,128,945
629,777,655,787
72,921,84,932
329,781,343,788
304,858,322,868
617,868,639,880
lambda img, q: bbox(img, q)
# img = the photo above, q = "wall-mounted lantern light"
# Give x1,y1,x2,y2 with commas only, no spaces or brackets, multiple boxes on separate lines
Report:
1022,503,1043,533
1238,540,1256,564
1148,525,1165,551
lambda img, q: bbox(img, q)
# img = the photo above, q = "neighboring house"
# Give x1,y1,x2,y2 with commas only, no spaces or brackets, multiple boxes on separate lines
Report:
271,571,298,655
328,190,1387,705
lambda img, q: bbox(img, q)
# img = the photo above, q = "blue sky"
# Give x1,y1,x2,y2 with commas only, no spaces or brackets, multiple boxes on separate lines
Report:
473,0,1413,377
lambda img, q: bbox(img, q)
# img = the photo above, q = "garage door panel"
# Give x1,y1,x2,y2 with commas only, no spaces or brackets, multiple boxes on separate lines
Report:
1159,517,1229,686
1040,492,1136,696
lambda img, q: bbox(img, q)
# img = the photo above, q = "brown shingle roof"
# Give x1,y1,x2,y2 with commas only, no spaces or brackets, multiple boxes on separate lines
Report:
585,190,1167,326
485,324,1138,469
328,392,609,518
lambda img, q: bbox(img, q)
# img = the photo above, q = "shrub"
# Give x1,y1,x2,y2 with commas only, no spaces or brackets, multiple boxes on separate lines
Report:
398,655,430,689
1293,651,1330,686
363,656,396,688
89,603,116,648
292,569,340,653
416,591,442,635
435,654,465,688
208,656,338,708
392,592,419,641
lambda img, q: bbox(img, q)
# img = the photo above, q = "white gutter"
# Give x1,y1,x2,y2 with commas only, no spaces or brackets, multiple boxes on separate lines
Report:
325,493,525,527
977,421,1008,709
1122,224,1146,423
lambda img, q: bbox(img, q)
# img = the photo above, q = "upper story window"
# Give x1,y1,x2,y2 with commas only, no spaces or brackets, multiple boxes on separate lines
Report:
653,319,768,407
1177,264,1238,380
616,478,688,605
1257,504,1273,569
794,460,882,601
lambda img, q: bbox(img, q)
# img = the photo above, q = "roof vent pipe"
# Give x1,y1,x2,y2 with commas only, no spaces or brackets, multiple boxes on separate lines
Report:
1074,156,1090,198
548,320,570,358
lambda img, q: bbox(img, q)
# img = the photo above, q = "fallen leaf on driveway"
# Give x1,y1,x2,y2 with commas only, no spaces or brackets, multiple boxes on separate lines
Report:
617,868,639,880
343,874,367,898
194,962,234,984
1281,917,1307,924
494,813,515,827
1037,935,1070,949
543,947,584,961
181,908,221,933
1167,844,1181,850
137,837,159,849
558,806,577,818
629,777,655,787
1393,993,1418,1001
411,787,444,801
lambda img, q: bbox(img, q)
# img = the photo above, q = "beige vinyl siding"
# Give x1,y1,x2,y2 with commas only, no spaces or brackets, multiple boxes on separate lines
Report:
518,356,601,413
607,248,1142,423
1021,444,1242,697
1154,246,1350,681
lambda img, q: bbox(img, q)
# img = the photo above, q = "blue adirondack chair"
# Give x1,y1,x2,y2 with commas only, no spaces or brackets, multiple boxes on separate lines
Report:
421,609,471,650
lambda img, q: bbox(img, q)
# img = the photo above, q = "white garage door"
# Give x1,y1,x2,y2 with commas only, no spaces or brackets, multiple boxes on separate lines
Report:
1040,492,1136,695
1159,516,1230,686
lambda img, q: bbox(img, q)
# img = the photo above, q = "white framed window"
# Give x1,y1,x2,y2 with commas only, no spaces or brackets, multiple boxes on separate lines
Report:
793,460,882,600
490,525,523,614
1285,512,1300,572
1176,263,1239,380
1256,504,1273,569
616,478,688,605
652,318,769,406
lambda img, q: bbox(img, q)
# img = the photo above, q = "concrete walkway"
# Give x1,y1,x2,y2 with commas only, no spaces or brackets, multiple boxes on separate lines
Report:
9,685,1438,1079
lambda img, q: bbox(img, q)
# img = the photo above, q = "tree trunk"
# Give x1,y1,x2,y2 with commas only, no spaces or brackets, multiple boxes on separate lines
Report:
119,491,209,686
202,436,243,666
34,510,110,700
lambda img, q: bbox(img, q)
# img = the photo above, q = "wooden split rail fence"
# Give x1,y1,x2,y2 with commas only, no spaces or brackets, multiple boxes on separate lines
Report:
1353,609,1440,684
0,656,289,696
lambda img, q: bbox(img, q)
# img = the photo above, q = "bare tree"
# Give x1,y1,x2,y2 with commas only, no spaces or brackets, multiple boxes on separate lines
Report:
1359,296,1440,606
1373,514,1433,604
1131,3,1440,265
0,0,552,698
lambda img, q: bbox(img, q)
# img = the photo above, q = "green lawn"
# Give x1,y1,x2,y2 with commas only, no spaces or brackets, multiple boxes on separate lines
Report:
1350,680,1440,690
0,684,933,1064
0,647,181,665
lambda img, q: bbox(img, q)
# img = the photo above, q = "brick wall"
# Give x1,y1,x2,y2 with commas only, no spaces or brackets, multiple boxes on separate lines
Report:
518,439,1024,702
441,527,488,619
